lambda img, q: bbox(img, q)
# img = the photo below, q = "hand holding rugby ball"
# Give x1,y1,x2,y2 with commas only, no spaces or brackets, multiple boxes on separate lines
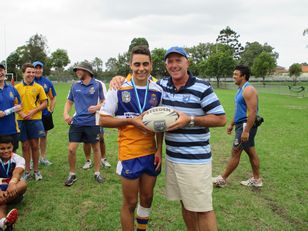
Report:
142,106,178,132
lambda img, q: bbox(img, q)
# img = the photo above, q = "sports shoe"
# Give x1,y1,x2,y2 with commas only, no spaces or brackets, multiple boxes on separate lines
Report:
34,171,43,181
94,174,104,183
101,158,111,168
22,172,32,181
82,160,92,170
212,175,227,188
64,175,77,186
240,177,263,187
40,158,52,166
4,208,18,230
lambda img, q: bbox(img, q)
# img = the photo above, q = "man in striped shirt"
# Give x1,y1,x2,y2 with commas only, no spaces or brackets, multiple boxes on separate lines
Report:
161,47,226,231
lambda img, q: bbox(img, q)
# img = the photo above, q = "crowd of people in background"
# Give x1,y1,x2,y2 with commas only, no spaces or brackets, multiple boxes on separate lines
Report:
0,45,262,230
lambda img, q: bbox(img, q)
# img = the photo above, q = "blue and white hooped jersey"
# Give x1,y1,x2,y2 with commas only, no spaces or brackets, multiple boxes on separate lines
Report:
157,72,225,165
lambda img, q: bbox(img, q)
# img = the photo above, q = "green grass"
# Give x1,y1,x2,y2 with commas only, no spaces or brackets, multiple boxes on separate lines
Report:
13,83,308,230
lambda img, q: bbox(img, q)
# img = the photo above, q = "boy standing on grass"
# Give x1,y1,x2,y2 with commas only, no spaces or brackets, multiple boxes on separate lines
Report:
15,63,47,181
33,61,57,166
0,135,27,231
0,63,22,152
100,45,163,231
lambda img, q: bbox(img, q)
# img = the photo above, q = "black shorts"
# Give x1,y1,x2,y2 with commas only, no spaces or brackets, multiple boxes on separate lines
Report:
10,133,20,152
233,123,258,150
42,114,54,131
69,124,100,143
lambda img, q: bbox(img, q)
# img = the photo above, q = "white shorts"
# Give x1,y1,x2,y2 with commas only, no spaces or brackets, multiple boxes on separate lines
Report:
166,160,213,212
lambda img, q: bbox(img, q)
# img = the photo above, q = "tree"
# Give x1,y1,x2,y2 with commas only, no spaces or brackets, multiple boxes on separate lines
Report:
128,38,149,53
289,63,302,85
105,57,118,75
151,48,167,78
186,43,214,76
201,46,236,88
50,49,70,71
6,34,50,79
252,51,276,85
92,57,103,77
216,26,244,59
240,42,278,69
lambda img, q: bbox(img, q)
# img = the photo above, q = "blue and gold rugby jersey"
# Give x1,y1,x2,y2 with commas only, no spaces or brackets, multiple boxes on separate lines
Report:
101,78,163,161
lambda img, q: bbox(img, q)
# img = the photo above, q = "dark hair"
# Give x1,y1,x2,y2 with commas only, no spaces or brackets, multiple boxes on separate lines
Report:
235,65,250,81
22,63,34,73
130,45,151,63
0,135,14,145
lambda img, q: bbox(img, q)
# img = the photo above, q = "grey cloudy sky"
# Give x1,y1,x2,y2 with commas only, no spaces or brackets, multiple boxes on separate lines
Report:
1,0,307,68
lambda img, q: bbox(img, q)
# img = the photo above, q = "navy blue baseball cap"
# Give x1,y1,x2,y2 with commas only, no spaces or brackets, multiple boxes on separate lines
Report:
164,46,189,61
33,61,44,68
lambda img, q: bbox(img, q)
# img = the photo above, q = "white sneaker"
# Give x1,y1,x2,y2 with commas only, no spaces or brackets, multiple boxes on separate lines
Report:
34,171,43,181
212,175,227,188
240,177,263,187
40,158,52,166
82,160,92,170
101,158,111,168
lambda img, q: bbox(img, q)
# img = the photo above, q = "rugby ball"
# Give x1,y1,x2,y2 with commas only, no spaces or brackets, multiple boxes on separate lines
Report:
142,106,178,132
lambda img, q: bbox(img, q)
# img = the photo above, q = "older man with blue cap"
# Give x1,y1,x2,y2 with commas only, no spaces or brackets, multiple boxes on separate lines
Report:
33,61,57,166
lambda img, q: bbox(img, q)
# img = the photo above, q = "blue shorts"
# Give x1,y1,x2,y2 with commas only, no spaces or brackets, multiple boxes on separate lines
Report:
18,120,45,142
69,124,100,143
233,123,258,150
116,154,161,179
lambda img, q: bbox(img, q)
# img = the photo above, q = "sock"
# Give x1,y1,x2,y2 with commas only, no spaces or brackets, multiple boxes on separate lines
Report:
136,204,151,231
0,218,5,229
94,172,100,176
69,172,76,176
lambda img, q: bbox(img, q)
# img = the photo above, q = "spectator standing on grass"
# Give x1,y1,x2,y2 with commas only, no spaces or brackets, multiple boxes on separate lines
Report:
33,61,57,166
15,63,47,181
213,65,263,188
0,64,22,152
82,79,111,170
63,62,104,186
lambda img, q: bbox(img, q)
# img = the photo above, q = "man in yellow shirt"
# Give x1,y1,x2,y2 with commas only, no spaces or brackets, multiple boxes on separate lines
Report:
15,63,47,181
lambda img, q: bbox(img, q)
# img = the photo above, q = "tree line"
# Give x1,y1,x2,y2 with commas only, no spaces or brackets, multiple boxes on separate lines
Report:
2,26,307,86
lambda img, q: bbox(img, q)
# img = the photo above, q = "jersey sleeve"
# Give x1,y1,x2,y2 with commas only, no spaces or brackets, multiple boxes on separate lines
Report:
100,89,118,116
38,85,48,101
13,87,21,104
12,153,25,169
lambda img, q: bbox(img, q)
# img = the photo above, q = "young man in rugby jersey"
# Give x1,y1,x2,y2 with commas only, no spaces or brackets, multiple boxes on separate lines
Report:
33,61,57,166
100,45,163,231
0,64,22,152
0,135,27,231
213,65,262,188
110,46,226,231
15,63,47,181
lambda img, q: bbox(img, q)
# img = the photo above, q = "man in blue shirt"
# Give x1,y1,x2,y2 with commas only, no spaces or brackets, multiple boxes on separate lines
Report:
63,62,104,186
0,64,22,152
33,61,57,166
213,65,263,188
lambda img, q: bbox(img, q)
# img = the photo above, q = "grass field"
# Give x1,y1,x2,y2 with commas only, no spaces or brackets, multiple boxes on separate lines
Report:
12,82,308,231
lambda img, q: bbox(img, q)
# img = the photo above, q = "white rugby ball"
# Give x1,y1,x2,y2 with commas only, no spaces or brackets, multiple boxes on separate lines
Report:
142,106,178,132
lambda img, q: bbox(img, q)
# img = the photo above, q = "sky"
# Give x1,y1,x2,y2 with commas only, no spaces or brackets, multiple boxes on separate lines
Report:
1,0,307,69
